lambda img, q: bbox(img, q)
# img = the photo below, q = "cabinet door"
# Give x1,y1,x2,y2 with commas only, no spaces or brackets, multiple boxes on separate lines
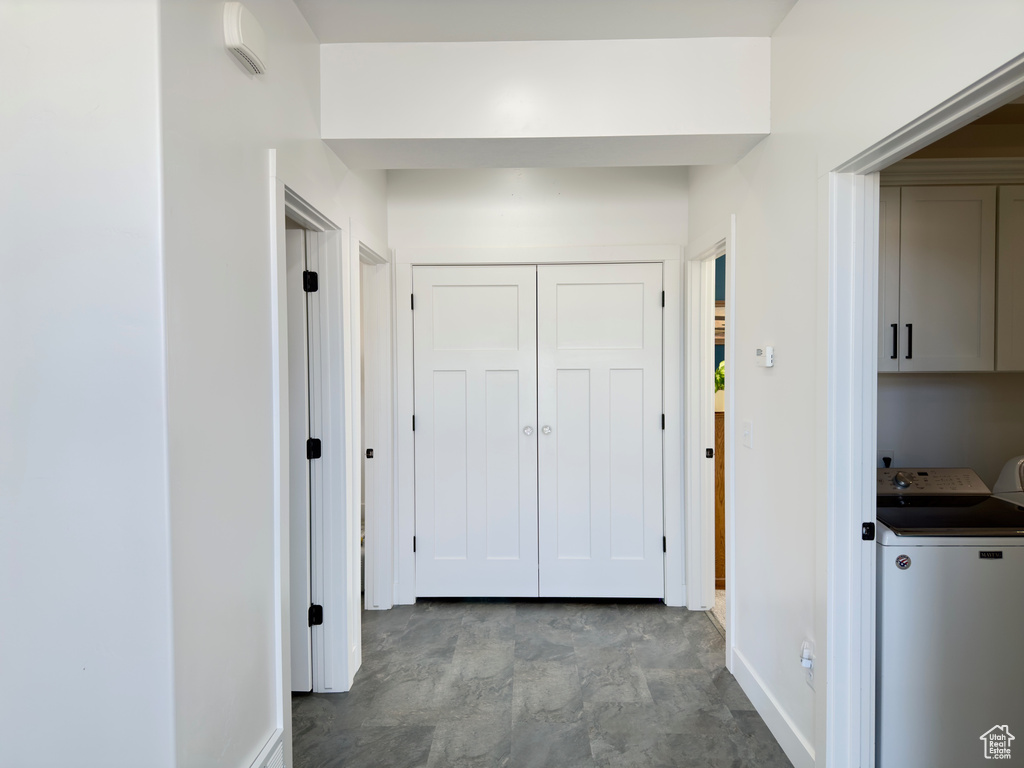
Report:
413,266,539,597
878,186,901,372
899,186,996,372
536,263,664,598
998,186,1024,371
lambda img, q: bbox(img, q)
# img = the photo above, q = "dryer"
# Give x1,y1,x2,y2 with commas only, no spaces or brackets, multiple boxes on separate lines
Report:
876,467,1024,768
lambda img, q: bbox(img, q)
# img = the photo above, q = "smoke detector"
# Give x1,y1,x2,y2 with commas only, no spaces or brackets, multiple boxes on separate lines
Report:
223,2,266,75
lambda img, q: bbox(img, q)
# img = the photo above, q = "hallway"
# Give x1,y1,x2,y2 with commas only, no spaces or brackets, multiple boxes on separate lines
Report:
292,600,792,768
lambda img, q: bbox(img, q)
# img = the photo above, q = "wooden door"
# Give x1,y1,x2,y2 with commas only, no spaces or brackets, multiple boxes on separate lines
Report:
536,263,664,598
413,266,539,597
899,186,996,372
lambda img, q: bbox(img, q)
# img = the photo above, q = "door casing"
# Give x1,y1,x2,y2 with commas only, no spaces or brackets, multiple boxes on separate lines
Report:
393,245,683,607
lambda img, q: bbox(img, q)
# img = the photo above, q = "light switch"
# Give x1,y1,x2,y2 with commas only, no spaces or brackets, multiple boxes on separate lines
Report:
742,420,753,448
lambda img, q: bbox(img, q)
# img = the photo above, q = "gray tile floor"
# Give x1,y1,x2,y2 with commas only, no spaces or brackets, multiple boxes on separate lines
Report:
292,600,793,768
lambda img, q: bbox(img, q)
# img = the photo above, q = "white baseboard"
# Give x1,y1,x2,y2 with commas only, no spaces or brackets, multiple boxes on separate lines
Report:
731,648,815,768
250,729,284,768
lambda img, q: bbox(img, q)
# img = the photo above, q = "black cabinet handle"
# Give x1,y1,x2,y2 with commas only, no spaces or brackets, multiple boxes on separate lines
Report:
905,323,913,360
891,324,898,360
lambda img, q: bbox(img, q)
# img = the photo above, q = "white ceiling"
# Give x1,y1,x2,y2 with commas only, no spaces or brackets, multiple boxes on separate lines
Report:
296,0,797,43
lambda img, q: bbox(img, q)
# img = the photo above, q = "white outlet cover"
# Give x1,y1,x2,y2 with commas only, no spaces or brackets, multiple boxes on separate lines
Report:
742,420,753,448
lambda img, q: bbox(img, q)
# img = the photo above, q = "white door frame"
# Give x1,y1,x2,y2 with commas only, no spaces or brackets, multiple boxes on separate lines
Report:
359,242,396,610
683,237,729,610
392,245,683,606
683,223,736,669
270,157,361,711
826,54,1024,768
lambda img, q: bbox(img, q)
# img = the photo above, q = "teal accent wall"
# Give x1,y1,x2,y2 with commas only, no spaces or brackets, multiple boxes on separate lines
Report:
715,255,725,371
715,254,726,301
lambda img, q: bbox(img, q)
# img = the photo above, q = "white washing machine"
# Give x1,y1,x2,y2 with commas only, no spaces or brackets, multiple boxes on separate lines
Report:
876,466,1024,768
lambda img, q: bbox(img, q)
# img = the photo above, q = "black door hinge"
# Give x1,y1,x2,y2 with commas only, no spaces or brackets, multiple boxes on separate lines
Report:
411,294,415,310
706,448,714,458
366,448,374,459
662,414,666,430
661,291,665,308
307,438,322,460
308,604,323,627
412,415,416,431
862,522,876,541
663,536,667,553
413,536,417,553
303,271,318,293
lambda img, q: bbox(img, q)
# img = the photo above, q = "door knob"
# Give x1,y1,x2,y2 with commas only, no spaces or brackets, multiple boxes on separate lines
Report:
541,425,552,435
523,426,534,436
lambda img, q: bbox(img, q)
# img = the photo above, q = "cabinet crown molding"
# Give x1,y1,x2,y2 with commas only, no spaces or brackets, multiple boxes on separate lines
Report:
881,158,1024,186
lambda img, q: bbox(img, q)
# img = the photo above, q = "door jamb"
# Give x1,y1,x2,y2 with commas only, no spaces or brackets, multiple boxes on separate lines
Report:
359,242,396,610
684,239,726,611
826,53,1024,768
683,221,736,661
270,169,360,709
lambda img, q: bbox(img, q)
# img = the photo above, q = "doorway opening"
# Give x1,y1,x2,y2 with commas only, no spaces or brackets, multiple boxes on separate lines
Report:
684,227,734,645
827,54,1024,767
870,93,1024,768
273,182,360,706
710,250,728,633
393,248,684,606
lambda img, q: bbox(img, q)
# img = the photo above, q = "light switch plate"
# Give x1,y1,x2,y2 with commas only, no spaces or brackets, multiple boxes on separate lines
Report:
742,420,753,448
756,345,774,367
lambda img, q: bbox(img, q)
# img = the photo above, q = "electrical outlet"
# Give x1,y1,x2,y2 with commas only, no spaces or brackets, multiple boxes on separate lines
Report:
877,449,896,469
800,640,815,689
742,420,753,449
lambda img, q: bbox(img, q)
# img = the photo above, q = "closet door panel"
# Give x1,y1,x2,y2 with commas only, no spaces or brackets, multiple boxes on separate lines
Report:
554,368,593,559
413,266,538,597
537,263,664,598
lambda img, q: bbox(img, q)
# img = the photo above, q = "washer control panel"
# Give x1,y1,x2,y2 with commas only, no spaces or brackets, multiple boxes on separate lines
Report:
877,467,990,496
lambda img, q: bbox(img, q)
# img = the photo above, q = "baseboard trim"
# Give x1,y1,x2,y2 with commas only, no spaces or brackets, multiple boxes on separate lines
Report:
731,648,815,768
249,729,284,768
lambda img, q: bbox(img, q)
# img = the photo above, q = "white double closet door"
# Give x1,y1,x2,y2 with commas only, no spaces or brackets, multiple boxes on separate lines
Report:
413,263,664,598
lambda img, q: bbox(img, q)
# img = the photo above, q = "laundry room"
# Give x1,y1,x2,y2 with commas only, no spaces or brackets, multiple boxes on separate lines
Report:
873,99,1024,768
875,100,1024,486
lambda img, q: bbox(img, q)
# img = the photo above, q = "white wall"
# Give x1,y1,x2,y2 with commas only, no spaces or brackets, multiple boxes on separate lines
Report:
388,167,688,249
321,39,769,168
324,39,769,140
878,373,1024,486
0,2,175,765
158,1,386,766
687,2,1024,765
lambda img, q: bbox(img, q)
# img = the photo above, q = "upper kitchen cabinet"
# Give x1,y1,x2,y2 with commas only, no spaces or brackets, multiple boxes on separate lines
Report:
882,186,996,372
998,186,1024,371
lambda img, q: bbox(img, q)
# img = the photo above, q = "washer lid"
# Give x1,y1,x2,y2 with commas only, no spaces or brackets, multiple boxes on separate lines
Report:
877,496,1024,537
